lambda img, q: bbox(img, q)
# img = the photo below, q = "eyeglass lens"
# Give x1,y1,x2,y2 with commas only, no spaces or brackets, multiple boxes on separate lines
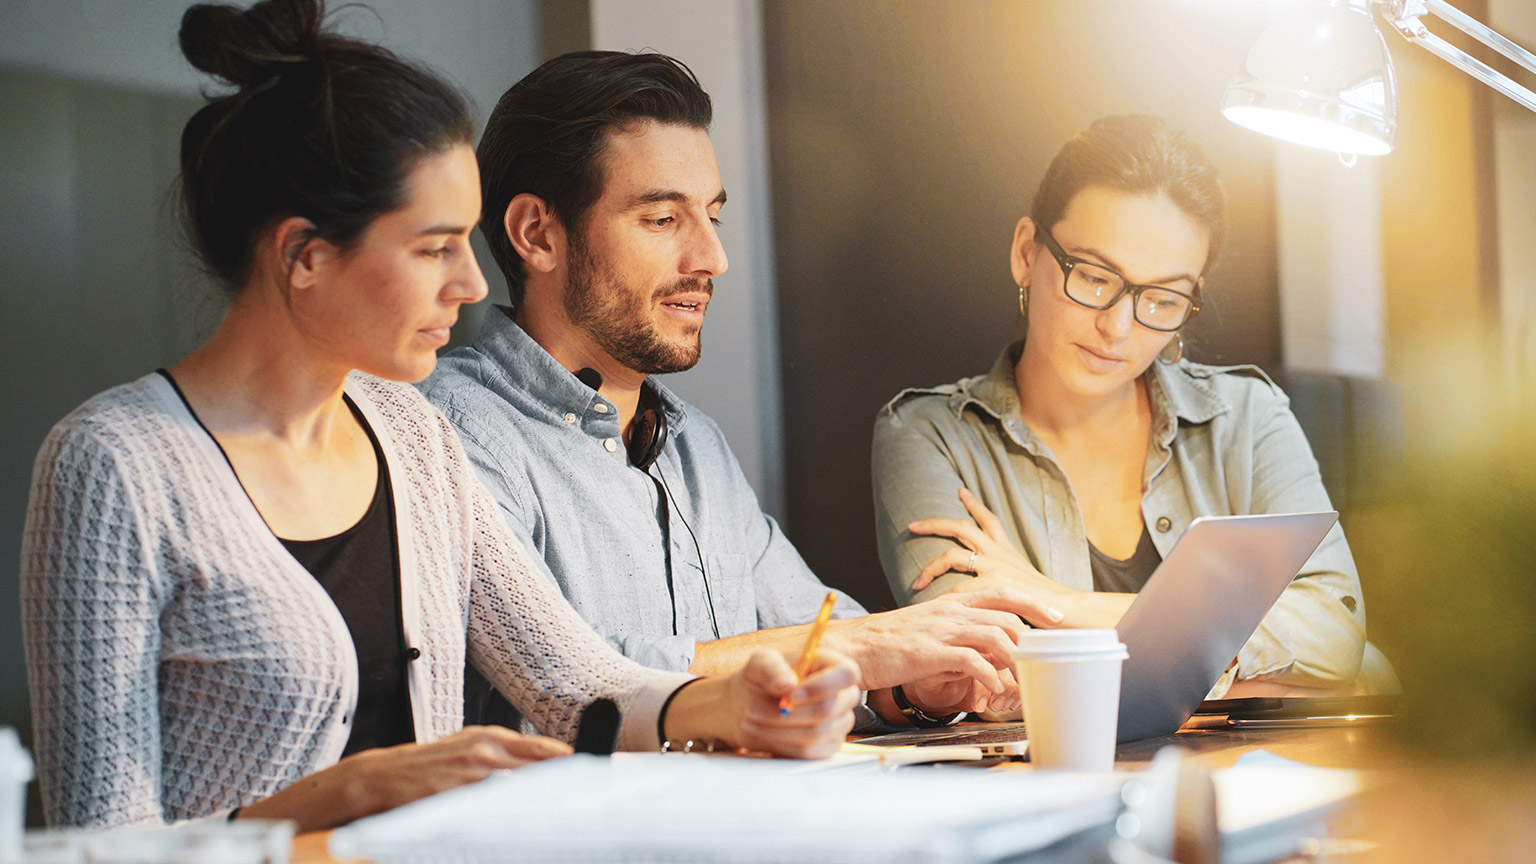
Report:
1064,263,1193,331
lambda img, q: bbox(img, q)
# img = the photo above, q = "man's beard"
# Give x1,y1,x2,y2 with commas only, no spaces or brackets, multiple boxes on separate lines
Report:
563,236,709,375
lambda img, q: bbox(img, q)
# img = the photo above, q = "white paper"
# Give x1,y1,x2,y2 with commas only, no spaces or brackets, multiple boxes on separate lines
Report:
329,754,1122,864
1213,750,1366,864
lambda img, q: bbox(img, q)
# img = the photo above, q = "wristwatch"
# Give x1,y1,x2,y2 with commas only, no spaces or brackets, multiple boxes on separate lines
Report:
890,685,965,728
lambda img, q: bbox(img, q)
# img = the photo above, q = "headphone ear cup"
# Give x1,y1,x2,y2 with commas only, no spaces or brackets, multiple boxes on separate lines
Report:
627,407,668,470
627,384,671,470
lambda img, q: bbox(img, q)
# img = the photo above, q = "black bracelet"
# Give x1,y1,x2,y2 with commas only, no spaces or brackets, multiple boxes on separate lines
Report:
891,685,964,728
656,677,707,746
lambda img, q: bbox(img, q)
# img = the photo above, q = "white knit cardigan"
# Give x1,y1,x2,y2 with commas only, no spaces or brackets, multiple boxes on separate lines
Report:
21,372,693,828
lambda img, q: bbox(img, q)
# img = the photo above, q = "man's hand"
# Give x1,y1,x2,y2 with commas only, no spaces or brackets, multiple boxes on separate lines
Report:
903,669,1022,716
826,585,1062,696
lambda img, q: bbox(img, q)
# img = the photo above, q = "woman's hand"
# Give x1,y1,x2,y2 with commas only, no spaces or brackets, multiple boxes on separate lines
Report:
909,488,1069,598
910,488,1138,629
666,649,862,759
236,726,572,832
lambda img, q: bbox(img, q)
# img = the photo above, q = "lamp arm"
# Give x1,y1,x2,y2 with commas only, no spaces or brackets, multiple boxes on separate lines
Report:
1381,0,1536,114
1423,0,1536,77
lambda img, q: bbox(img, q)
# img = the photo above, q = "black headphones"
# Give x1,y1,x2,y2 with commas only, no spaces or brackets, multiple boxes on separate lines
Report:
576,368,667,470
576,367,716,638
628,384,669,471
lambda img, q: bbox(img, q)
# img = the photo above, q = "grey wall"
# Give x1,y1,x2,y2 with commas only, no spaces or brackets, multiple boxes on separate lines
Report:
0,0,541,823
588,0,787,518
0,0,536,119
0,74,209,781
763,1,1284,611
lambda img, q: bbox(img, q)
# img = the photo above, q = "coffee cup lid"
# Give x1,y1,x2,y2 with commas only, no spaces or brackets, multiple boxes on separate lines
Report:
1012,629,1126,657
0,727,33,783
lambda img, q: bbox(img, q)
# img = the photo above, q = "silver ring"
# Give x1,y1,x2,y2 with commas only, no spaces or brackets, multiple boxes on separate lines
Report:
967,551,978,573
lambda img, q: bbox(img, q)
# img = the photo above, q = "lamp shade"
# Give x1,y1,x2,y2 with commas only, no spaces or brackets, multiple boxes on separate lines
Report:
1222,0,1398,156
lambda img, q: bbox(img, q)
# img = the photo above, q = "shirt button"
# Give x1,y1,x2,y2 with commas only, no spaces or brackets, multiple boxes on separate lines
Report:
604,438,618,452
564,413,577,423
1341,596,1358,613
594,403,610,413
405,647,422,661
341,713,351,725
1155,516,1173,533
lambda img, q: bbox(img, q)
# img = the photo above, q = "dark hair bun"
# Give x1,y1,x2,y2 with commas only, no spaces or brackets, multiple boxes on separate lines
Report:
179,0,322,88
176,0,472,290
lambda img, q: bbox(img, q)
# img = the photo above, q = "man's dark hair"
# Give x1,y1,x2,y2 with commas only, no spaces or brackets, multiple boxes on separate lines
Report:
477,50,713,309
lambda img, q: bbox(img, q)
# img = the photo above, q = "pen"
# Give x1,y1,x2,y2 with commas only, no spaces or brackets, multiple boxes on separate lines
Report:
780,592,837,716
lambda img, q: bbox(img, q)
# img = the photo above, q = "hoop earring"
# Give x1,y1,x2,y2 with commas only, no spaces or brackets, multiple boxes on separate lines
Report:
1018,281,1030,319
1159,334,1184,364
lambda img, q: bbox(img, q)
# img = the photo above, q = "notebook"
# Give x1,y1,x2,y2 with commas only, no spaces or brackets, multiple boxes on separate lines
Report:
857,511,1340,751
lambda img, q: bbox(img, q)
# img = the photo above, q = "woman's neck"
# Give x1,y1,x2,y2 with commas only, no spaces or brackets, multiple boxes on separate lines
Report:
1014,341,1148,443
167,292,353,449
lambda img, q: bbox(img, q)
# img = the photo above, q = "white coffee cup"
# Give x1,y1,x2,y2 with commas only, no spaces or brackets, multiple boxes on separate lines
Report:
1012,629,1129,772
0,727,33,864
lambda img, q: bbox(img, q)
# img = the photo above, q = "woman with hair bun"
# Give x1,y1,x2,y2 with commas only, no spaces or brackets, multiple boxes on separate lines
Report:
21,0,859,830
873,115,1394,699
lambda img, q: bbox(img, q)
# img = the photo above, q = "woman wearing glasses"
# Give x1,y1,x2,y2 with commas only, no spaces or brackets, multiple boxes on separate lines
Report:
873,114,1388,696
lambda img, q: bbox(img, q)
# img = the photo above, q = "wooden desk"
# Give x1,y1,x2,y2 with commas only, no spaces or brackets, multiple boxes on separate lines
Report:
1119,725,1536,863
1116,721,1390,771
293,832,352,864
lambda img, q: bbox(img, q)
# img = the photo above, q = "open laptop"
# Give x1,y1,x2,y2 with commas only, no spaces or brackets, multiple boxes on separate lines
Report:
857,511,1340,754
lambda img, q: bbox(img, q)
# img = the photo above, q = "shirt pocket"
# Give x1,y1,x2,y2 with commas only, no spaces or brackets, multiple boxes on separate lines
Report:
703,552,755,636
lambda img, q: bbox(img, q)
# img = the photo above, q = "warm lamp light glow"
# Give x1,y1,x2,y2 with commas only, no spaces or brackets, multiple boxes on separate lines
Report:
1222,105,1395,155
1222,0,1398,156
1225,0,1536,155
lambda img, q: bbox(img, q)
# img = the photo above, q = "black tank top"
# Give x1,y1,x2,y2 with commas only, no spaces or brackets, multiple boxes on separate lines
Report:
156,370,415,756
1088,523,1163,594
278,400,416,757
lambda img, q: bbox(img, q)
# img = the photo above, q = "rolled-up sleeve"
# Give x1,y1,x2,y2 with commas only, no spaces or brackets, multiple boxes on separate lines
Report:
872,401,994,605
1235,387,1366,685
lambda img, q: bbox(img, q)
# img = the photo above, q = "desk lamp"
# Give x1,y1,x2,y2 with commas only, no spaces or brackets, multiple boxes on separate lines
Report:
1222,0,1536,156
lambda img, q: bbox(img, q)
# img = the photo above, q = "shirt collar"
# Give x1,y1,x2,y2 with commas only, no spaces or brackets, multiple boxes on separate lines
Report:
956,340,1232,445
472,306,690,433
950,343,1036,451
1146,355,1231,425
963,344,1025,422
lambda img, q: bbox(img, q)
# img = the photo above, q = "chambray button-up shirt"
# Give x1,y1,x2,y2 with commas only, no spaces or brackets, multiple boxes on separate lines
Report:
872,344,1369,687
419,308,863,676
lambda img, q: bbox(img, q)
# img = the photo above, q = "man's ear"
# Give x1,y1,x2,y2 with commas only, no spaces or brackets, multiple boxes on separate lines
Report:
271,216,326,294
1009,216,1038,287
504,193,564,275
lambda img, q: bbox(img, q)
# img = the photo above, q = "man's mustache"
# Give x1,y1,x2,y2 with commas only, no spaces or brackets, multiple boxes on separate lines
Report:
653,278,714,300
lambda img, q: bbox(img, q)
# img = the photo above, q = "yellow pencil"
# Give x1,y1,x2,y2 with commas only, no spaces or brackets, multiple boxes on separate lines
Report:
780,592,838,716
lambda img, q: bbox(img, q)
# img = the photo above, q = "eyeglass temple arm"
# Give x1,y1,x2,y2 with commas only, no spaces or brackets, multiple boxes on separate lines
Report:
1382,0,1536,114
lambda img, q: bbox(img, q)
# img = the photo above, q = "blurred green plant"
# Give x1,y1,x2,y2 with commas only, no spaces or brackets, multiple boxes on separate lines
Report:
1354,338,1536,757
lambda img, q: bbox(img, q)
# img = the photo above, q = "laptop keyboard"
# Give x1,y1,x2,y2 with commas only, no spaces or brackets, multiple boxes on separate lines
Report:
857,722,1029,748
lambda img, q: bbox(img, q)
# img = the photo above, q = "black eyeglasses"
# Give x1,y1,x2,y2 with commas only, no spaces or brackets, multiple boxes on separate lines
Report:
1034,228,1202,332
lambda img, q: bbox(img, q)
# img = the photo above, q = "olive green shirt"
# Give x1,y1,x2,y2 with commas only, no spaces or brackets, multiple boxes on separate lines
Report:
872,345,1367,687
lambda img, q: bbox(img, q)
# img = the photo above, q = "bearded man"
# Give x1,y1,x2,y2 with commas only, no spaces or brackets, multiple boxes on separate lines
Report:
420,51,1065,733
